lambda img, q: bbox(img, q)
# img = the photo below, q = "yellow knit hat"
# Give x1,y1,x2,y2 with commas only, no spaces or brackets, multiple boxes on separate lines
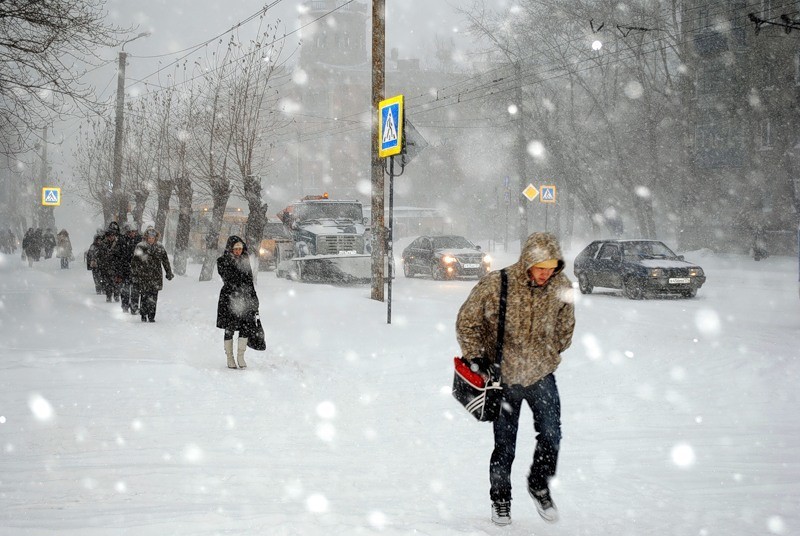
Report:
532,258,559,269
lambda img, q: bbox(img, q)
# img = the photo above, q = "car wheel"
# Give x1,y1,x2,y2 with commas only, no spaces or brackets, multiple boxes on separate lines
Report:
403,261,413,278
623,278,644,300
578,274,593,294
683,288,697,298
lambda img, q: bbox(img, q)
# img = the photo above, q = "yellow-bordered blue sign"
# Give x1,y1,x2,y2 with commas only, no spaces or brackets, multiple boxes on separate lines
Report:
540,185,556,203
42,187,61,206
378,95,403,158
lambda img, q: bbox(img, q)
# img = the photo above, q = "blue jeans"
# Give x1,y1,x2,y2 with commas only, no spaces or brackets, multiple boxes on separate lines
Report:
490,374,561,502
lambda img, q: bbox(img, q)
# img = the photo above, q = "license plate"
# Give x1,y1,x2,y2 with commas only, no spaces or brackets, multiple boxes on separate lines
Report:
463,263,480,269
669,277,690,284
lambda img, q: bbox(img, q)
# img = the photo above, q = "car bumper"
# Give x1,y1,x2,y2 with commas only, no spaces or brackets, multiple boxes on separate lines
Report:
641,275,706,291
443,264,489,278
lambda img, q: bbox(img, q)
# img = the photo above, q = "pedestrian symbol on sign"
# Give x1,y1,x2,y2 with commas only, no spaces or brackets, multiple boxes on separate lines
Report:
42,187,61,206
382,109,397,145
540,185,556,203
378,95,404,158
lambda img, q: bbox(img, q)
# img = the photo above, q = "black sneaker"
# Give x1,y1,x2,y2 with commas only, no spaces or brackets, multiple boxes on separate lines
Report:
148,317,155,323
529,487,559,524
141,316,147,322
491,500,511,526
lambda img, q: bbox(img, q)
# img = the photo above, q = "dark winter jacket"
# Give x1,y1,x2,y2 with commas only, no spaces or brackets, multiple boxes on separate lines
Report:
86,235,103,270
43,230,56,255
216,235,259,331
456,232,576,387
131,239,173,292
97,235,126,281
23,229,42,260
116,232,142,279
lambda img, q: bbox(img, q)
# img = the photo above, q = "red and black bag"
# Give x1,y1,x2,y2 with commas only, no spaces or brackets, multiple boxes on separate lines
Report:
452,356,503,421
452,269,508,422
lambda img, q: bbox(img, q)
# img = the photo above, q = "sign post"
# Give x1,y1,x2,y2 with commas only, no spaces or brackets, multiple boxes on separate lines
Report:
378,95,404,324
540,184,556,230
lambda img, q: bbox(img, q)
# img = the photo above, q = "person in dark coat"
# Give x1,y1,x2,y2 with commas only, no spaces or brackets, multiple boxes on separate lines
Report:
118,223,143,314
131,227,173,322
22,228,42,267
42,228,57,259
97,222,124,302
216,235,259,369
86,231,104,294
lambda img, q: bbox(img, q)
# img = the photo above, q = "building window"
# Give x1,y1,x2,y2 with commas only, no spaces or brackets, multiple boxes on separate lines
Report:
760,119,773,149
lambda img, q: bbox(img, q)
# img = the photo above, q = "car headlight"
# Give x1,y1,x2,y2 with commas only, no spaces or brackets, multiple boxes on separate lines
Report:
482,254,492,264
649,268,663,277
689,268,703,277
442,255,457,264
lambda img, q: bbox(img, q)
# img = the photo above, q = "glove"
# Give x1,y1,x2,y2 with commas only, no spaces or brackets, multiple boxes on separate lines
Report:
166,273,174,281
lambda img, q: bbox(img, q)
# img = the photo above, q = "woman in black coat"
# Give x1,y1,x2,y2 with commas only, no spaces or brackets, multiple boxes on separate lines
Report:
216,235,259,369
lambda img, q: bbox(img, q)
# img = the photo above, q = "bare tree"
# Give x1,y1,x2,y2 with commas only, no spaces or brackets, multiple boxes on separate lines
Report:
227,23,290,274
72,119,115,222
461,0,687,239
0,0,129,157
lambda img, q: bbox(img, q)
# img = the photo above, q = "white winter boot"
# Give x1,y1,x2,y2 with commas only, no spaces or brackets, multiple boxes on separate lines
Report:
225,339,236,369
236,337,248,369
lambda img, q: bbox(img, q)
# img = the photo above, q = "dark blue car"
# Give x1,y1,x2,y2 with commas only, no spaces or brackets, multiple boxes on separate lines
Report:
573,239,706,299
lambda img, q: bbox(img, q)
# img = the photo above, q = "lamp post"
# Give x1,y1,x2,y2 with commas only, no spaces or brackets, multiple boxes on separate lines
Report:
111,31,150,225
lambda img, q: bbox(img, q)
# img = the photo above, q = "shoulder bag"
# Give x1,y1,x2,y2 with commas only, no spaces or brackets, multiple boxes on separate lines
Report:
452,268,508,422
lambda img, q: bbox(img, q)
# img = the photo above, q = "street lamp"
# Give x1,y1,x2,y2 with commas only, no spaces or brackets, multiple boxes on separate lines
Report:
111,31,150,225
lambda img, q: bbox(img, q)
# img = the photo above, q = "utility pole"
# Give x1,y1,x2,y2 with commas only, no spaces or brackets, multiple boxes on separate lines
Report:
37,126,55,230
515,61,528,245
111,32,150,225
370,0,386,301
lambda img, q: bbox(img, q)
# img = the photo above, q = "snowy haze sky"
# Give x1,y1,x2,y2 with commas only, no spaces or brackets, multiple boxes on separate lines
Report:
1,239,798,534
49,0,472,238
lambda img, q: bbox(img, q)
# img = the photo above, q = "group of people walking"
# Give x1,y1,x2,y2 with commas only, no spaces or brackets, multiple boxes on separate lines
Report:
20,227,73,268
86,221,173,323
83,223,259,370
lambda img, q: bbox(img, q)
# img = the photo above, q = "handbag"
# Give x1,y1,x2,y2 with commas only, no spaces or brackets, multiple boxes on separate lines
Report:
452,268,508,422
246,313,266,351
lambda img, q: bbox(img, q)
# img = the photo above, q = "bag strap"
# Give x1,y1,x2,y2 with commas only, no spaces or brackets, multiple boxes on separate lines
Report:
494,268,509,369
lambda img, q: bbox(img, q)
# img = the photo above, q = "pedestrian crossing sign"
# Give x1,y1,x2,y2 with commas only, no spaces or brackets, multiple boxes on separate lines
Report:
378,95,404,158
540,185,556,203
42,187,61,206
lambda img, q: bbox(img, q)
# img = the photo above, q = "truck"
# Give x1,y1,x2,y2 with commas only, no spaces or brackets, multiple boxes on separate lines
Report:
256,219,293,271
274,194,373,283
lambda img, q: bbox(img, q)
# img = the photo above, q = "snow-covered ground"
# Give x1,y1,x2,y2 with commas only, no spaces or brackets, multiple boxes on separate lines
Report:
1,240,798,535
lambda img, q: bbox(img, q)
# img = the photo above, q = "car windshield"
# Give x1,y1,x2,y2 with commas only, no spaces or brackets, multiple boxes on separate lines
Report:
264,223,291,239
622,241,678,259
294,202,363,222
432,236,474,249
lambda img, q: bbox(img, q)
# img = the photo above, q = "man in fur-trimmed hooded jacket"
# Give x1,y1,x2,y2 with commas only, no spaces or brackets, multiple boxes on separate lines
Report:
456,232,575,527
